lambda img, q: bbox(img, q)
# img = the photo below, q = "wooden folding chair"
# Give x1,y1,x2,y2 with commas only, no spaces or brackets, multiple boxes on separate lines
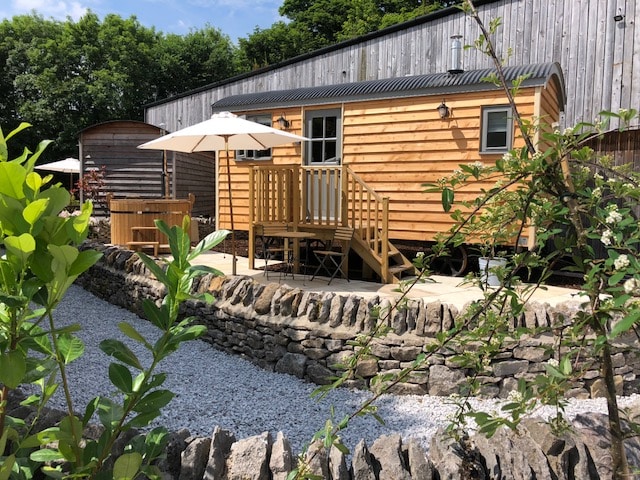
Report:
311,226,354,284
259,223,290,279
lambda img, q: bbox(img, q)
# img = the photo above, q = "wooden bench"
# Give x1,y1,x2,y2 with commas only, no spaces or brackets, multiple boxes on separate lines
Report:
127,226,161,256
125,240,160,256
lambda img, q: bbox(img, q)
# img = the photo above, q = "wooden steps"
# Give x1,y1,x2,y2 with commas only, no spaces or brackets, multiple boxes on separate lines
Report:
351,231,417,284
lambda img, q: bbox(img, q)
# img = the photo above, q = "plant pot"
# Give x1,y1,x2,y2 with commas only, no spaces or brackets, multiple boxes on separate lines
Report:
478,256,508,287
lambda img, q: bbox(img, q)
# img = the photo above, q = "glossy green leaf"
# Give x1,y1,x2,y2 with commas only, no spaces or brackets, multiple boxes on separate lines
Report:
23,198,49,225
4,233,36,265
30,448,65,462
39,186,71,216
0,162,26,199
26,171,44,193
442,187,454,212
97,397,124,430
0,454,15,480
68,249,102,277
0,350,26,388
113,452,142,480
109,363,133,393
57,333,85,364
132,389,174,413
610,309,640,338
136,252,169,285
118,322,150,348
99,339,143,370
187,229,230,261
126,410,161,428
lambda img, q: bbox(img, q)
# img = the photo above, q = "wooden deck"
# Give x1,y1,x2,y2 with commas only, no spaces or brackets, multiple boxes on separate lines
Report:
247,165,415,284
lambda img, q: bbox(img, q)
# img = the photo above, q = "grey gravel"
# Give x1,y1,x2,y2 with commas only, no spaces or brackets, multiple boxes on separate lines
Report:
37,284,639,454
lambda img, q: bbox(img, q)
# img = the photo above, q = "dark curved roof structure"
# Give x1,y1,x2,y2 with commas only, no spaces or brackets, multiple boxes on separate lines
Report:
212,62,566,112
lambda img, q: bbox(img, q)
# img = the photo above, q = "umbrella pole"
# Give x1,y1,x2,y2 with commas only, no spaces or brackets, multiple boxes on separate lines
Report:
225,142,236,275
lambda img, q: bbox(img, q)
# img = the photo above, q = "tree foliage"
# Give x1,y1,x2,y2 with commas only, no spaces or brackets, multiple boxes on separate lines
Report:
0,13,238,162
239,0,457,68
0,1,458,162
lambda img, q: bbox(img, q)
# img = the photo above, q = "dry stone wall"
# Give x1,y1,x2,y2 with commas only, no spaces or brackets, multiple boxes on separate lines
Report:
77,242,640,399
6,387,640,480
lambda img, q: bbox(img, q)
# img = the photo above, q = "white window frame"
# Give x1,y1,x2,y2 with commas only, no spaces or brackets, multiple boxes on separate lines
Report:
236,114,272,160
480,106,513,154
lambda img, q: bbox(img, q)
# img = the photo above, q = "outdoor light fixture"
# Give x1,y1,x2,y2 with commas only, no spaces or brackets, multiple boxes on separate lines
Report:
437,100,450,119
277,114,290,129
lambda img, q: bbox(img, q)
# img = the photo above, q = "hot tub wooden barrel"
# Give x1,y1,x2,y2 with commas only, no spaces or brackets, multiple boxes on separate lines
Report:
108,194,195,253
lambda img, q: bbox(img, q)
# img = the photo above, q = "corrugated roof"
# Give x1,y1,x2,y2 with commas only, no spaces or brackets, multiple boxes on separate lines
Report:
212,62,566,112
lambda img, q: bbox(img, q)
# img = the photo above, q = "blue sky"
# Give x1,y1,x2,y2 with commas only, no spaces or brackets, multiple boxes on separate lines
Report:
0,0,284,43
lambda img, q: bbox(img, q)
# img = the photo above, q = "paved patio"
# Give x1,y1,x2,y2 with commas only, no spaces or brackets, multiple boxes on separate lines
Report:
188,250,584,311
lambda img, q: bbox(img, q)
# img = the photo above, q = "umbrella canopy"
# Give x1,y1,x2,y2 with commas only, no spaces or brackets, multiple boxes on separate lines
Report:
138,111,308,153
35,157,80,174
138,111,309,274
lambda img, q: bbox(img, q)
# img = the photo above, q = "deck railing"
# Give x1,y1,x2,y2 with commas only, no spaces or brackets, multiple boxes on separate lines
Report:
342,166,389,282
248,164,390,279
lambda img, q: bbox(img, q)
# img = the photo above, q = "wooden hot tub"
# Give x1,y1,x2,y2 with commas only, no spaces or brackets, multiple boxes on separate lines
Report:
108,194,195,252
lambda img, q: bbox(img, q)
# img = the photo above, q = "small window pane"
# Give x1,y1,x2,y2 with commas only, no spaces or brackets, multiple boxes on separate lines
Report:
325,117,337,138
311,141,324,163
486,131,507,148
312,118,324,138
487,111,507,133
325,141,336,161
235,114,272,160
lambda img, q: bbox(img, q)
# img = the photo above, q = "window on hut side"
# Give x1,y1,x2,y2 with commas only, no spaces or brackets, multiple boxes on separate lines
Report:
236,114,272,160
480,106,513,153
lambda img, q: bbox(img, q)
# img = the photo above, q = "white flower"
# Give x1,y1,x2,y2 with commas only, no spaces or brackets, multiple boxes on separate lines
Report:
614,254,630,271
507,390,524,403
502,152,514,162
471,160,484,169
605,204,622,224
563,127,574,136
416,251,425,258
594,173,604,180
601,230,613,246
624,278,640,296
592,187,602,198
547,358,559,368
606,210,623,224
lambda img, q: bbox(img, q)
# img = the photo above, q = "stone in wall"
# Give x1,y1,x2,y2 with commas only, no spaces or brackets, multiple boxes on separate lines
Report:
225,431,272,480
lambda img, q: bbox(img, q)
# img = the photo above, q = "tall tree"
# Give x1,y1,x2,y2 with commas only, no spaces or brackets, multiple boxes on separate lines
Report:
155,26,239,99
239,0,455,67
0,13,238,161
238,22,313,69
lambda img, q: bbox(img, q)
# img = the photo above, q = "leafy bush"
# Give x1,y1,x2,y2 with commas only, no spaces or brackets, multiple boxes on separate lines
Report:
0,123,229,479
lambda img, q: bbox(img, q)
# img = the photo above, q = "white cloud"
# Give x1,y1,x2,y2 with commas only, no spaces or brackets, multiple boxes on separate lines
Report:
12,0,88,20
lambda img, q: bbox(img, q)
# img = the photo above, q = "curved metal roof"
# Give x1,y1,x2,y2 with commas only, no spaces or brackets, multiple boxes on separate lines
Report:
212,62,566,112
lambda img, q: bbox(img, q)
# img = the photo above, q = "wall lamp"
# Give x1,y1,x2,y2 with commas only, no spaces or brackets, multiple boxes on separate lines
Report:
277,114,290,129
437,100,450,119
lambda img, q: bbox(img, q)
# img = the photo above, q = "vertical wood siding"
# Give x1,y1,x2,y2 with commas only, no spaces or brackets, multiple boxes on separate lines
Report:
79,121,215,217
146,0,639,134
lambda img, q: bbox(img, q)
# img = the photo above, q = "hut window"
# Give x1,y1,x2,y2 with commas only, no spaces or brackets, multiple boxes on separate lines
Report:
236,114,272,160
480,106,513,153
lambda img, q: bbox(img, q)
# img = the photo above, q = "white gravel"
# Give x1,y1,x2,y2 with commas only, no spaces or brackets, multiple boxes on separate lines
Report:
36,284,639,454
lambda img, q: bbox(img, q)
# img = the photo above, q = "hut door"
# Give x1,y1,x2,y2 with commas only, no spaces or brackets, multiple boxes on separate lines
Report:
304,109,342,221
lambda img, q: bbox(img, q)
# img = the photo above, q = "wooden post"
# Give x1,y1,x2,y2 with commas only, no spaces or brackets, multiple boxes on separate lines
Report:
248,167,256,270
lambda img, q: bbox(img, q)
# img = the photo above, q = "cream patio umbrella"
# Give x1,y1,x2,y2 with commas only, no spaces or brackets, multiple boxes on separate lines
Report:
138,111,308,274
35,157,81,187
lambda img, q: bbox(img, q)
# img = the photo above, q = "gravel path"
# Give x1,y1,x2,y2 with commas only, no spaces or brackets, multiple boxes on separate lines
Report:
39,284,638,454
